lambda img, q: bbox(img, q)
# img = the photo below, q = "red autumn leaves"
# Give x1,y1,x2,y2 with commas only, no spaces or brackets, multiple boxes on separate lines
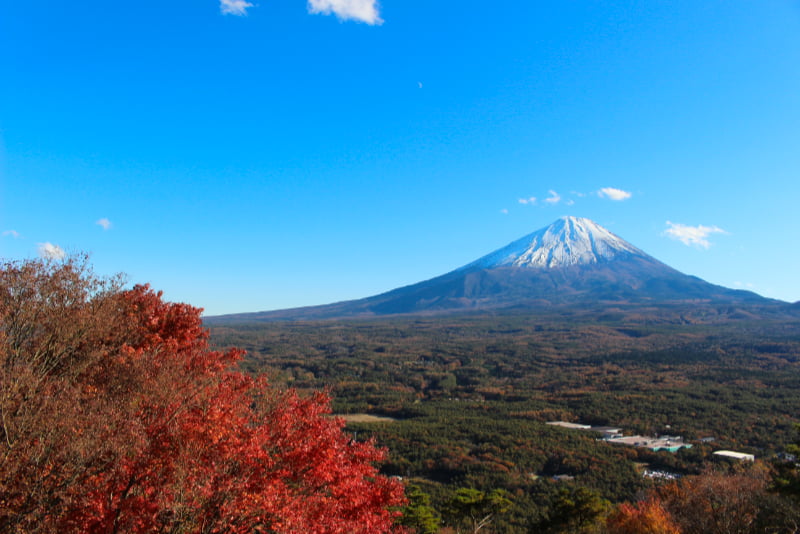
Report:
0,258,405,533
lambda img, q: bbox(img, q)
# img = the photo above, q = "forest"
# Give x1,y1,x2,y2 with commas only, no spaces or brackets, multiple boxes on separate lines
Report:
209,305,800,532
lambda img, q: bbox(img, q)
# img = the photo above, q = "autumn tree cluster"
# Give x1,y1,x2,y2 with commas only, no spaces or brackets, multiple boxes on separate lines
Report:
0,257,405,533
607,463,800,534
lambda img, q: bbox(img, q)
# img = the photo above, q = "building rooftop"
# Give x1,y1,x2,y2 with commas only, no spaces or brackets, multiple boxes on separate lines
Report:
607,435,692,452
546,421,592,430
713,450,755,461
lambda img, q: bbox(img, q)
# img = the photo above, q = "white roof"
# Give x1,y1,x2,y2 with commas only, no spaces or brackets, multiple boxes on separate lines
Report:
713,450,755,461
546,421,592,430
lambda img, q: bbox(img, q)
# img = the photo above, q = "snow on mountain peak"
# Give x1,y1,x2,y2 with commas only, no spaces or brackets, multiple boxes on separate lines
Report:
462,216,645,270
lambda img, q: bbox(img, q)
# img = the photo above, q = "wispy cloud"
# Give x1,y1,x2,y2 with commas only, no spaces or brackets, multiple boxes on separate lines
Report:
500,208,509,215
3,230,20,239
518,197,536,205
220,0,253,16
544,190,561,205
96,218,112,230
38,242,66,260
598,187,632,201
307,0,383,25
664,221,727,249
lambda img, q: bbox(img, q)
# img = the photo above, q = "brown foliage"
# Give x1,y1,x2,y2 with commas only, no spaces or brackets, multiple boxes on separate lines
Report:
656,464,772,534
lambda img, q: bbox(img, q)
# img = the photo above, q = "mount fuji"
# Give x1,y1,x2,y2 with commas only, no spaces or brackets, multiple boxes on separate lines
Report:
209,217,779,322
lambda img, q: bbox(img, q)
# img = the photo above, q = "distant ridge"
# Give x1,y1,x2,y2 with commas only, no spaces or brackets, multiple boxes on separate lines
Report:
207,217,786,323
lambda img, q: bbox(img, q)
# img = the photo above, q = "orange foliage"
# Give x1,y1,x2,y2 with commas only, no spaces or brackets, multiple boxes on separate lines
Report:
607,497,681,534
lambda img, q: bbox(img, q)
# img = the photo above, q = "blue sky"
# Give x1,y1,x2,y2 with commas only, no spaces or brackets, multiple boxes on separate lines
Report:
2,0,800,315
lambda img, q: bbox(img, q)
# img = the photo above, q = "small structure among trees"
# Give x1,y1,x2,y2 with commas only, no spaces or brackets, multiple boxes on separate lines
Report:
713,450,755,462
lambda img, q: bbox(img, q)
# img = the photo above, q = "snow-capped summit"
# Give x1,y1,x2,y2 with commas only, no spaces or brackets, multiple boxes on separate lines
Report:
461,216,645,271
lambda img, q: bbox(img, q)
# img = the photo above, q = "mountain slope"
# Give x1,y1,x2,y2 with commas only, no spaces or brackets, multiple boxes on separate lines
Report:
208,217,779,322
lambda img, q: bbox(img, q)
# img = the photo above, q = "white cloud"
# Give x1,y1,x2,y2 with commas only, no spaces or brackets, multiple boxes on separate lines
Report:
96,218,112,230
500,208,509,215
3,230,20,239
418,81,423,89
38,242,66,260
307,0,383,25
518,197,536,205
545,190,561,204
663,221,727,249
598,187,632,201
566,199,575,206
220,0,253,16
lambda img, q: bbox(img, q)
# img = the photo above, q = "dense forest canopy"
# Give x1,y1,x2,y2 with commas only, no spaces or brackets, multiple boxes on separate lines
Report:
211,305,800,532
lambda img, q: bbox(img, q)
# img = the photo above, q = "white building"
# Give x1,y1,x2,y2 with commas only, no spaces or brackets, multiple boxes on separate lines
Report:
713,450,755,462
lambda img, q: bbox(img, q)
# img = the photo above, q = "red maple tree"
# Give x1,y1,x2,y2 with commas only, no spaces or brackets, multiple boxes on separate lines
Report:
0,257,405,533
